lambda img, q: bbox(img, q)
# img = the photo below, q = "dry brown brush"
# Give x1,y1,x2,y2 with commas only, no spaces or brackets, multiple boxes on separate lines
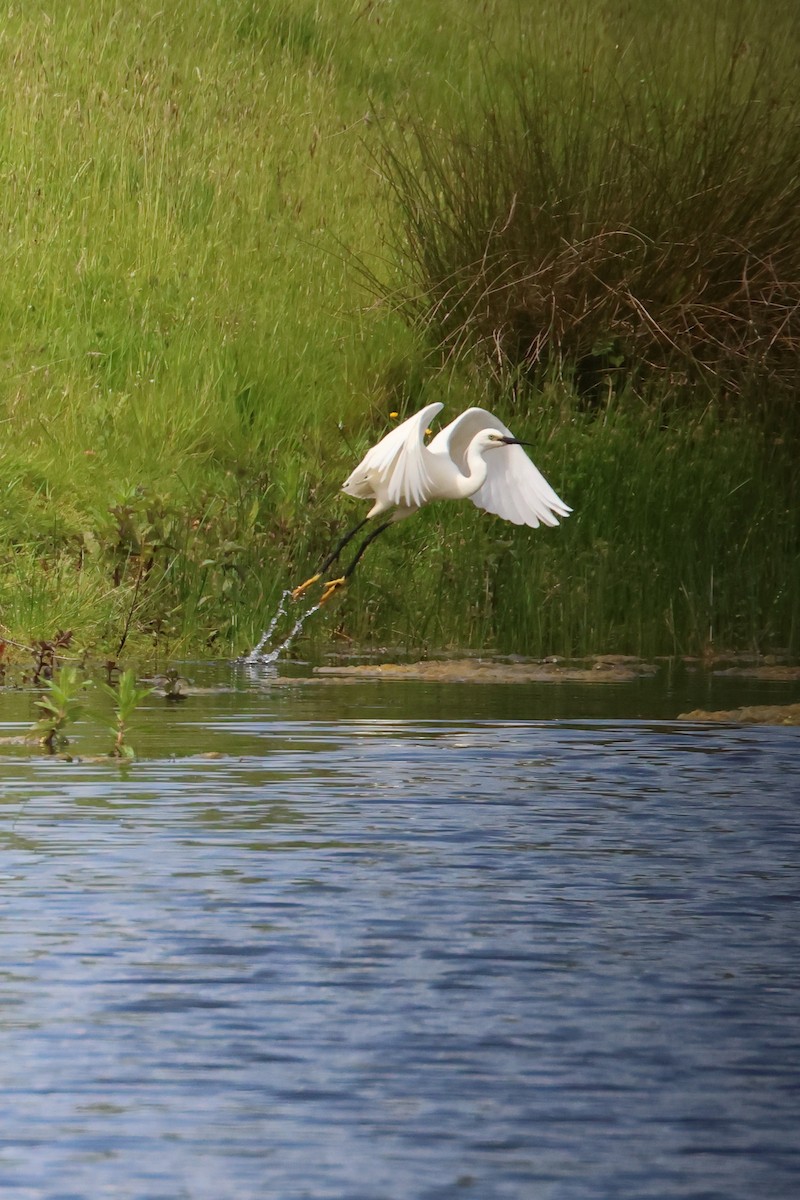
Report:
374,36,800,398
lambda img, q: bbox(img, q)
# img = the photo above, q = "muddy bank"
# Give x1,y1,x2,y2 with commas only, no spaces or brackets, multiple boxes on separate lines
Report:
678,703,800,726
313,656,658,684
707,665,800,681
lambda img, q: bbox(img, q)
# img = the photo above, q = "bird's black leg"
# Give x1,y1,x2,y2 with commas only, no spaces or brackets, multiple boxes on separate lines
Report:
291,517,370,600
319,518,372,575
319,519,393,604
343,520,394,579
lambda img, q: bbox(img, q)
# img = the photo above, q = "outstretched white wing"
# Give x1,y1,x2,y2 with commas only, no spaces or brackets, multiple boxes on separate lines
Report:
429,407,571,528
342,402,443,511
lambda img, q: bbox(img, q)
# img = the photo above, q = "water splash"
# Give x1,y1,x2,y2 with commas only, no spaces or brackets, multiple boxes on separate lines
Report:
240,589,322,666
259,600,322,665
241,589,291,663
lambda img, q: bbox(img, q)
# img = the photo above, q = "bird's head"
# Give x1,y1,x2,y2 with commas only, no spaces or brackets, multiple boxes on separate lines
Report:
478,429,531,452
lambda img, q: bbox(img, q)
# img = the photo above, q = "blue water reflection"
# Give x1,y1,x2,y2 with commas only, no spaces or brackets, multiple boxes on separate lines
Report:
1,677,799,1199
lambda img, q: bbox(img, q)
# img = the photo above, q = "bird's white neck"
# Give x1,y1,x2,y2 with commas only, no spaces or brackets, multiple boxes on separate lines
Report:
454,438,491,498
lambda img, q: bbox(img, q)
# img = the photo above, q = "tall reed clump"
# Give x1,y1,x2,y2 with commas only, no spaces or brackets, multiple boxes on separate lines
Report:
374,7,800,398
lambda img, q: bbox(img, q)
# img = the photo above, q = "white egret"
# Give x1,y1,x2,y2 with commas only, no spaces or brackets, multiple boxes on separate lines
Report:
292,402,571,604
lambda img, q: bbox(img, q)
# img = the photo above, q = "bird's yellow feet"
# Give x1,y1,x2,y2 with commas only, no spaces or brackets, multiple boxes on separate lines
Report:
291,573,321,601
319,576,346,605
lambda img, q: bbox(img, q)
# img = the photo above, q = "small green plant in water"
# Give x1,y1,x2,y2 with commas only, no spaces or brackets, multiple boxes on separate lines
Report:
31,667,88,753
100,669,154,759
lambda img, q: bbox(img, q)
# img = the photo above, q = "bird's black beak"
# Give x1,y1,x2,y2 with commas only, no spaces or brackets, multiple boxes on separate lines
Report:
501,436,532,447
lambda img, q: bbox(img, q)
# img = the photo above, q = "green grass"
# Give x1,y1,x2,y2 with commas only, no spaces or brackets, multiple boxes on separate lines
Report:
0,0,797,664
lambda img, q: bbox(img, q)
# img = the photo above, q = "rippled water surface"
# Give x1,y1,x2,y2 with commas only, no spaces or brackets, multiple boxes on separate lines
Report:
1,666,799,1199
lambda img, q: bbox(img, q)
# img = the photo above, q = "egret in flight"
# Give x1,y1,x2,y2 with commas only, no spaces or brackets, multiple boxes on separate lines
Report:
292,402,571,604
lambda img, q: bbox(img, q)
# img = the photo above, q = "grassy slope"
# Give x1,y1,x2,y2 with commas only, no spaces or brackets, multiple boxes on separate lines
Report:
0,0,797,661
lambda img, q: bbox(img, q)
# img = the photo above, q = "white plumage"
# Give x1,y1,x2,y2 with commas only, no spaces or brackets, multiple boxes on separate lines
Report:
292,403,570,603
341,402,571,527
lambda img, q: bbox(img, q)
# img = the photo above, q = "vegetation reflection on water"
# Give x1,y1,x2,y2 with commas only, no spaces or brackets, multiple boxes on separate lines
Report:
1,666,799,1200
